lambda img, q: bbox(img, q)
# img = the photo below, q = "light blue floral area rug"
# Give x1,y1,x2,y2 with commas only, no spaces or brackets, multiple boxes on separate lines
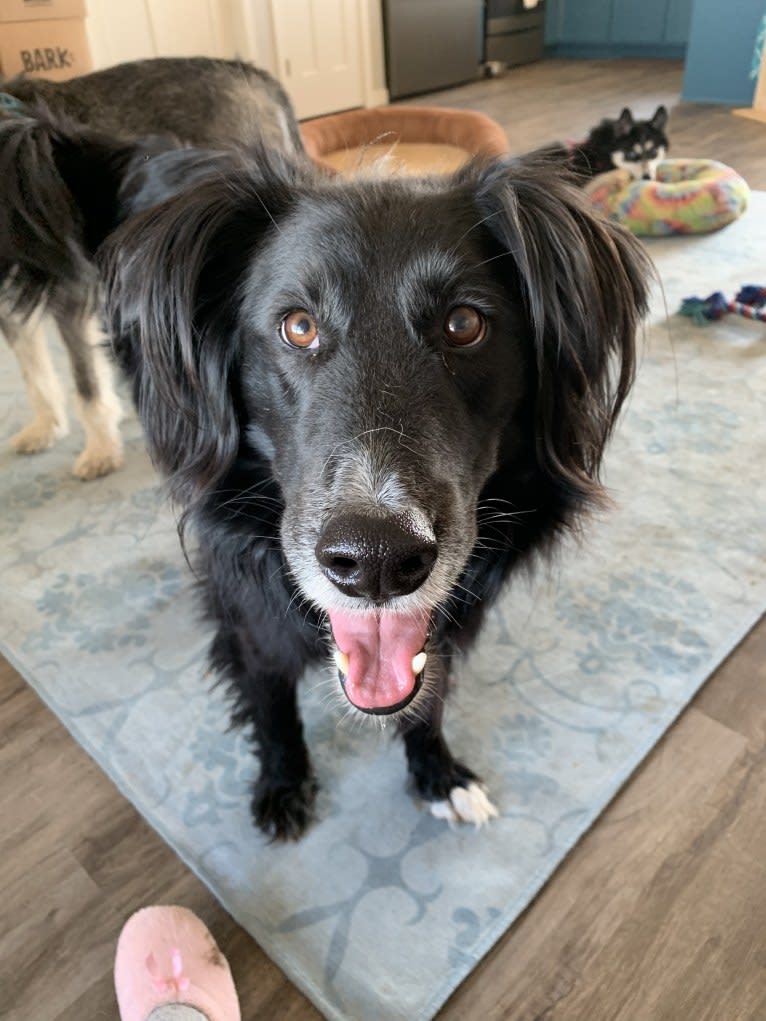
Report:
2,195,766,1021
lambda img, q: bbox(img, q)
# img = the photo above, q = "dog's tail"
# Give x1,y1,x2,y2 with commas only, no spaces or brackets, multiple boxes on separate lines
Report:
0,106,140,320
0,108,88,318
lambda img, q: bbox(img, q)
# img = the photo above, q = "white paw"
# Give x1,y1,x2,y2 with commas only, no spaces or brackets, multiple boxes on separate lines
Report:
72,441,124,480
10,418,68,454
428,782,499,828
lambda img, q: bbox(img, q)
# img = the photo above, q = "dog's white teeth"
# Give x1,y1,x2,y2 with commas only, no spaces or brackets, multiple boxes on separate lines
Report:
334,649,350,676
412,652,427,676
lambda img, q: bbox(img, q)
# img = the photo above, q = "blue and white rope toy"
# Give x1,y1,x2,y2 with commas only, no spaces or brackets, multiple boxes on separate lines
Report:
679,285,766,325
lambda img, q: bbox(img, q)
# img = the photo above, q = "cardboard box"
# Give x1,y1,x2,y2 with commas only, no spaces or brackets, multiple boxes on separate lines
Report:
0,0,85,24
0,17,91,80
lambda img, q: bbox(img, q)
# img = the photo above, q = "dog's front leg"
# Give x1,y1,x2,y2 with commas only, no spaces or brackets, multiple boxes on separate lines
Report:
249,676,318,842
216,628,318,841
399,674,498,827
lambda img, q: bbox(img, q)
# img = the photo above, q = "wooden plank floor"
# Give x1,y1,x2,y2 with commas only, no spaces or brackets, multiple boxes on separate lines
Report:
3,59,766,1020
407,57,766,190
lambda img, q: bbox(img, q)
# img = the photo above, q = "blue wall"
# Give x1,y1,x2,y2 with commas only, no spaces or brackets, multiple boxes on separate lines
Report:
682,0,762,104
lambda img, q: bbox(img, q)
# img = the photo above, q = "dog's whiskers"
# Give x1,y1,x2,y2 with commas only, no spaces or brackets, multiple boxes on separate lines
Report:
434,601,459,628
350,425,422,459
283,582,318,625
446,208,501,255
250,189,282,235
470,248,516,271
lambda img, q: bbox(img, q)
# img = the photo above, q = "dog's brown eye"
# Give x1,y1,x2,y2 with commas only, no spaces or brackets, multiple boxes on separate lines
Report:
281,310,319,350
444,306,486,347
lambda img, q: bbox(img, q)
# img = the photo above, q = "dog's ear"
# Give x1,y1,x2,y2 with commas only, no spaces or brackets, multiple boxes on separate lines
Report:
472,157,651,510
102,155,299,505
49,127,163,253
650,105,668,133
616,108,634,135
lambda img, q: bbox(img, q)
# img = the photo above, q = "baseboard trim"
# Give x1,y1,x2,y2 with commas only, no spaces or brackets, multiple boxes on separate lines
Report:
545,43,686,60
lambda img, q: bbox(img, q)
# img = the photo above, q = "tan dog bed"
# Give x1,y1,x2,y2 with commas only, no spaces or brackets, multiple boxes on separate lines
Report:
300,106,510,176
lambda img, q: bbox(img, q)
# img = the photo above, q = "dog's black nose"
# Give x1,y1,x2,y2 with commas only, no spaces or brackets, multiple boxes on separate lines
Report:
315,512,437,601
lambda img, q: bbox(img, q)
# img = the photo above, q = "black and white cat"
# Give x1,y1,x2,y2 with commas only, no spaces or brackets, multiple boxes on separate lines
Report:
570,106,669,182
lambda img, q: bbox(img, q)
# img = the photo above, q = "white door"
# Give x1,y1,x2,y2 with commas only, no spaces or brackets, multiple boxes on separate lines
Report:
270,0,365,119
146,0,226,58
87,0,230,68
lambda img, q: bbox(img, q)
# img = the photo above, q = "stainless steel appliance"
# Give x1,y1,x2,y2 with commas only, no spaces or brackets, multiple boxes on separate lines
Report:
485,0,545,71
383,0,484,99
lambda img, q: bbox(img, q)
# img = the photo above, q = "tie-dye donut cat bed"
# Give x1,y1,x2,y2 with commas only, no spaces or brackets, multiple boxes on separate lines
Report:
588,159,750,236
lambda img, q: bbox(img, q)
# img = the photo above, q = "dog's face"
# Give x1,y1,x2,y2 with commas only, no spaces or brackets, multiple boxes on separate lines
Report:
610,106,668,181
105,149,649,717
235,182,530,710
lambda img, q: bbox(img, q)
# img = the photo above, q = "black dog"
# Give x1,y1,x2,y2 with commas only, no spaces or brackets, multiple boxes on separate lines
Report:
99,141,651,839
10,115,651,839
0,57,303,478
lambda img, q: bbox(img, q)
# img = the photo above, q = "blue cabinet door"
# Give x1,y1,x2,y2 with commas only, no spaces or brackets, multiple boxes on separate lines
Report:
664,0,694,44
611,0,667,43
559,0,612,43
547,0,693,48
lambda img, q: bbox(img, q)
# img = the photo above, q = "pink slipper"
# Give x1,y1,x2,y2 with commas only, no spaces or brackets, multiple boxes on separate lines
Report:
114,906,241,1021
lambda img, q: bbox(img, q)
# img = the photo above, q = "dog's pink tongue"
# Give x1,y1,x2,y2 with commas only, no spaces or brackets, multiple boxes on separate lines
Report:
329,609,428,710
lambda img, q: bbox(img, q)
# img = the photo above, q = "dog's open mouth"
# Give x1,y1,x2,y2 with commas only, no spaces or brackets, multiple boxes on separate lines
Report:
328,608,430,715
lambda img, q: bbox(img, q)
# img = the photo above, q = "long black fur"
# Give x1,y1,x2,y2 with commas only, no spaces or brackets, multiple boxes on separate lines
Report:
0,108,143,321
4,107,651,838
0,58,303,320
93,139,651,839
0,58,305,479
